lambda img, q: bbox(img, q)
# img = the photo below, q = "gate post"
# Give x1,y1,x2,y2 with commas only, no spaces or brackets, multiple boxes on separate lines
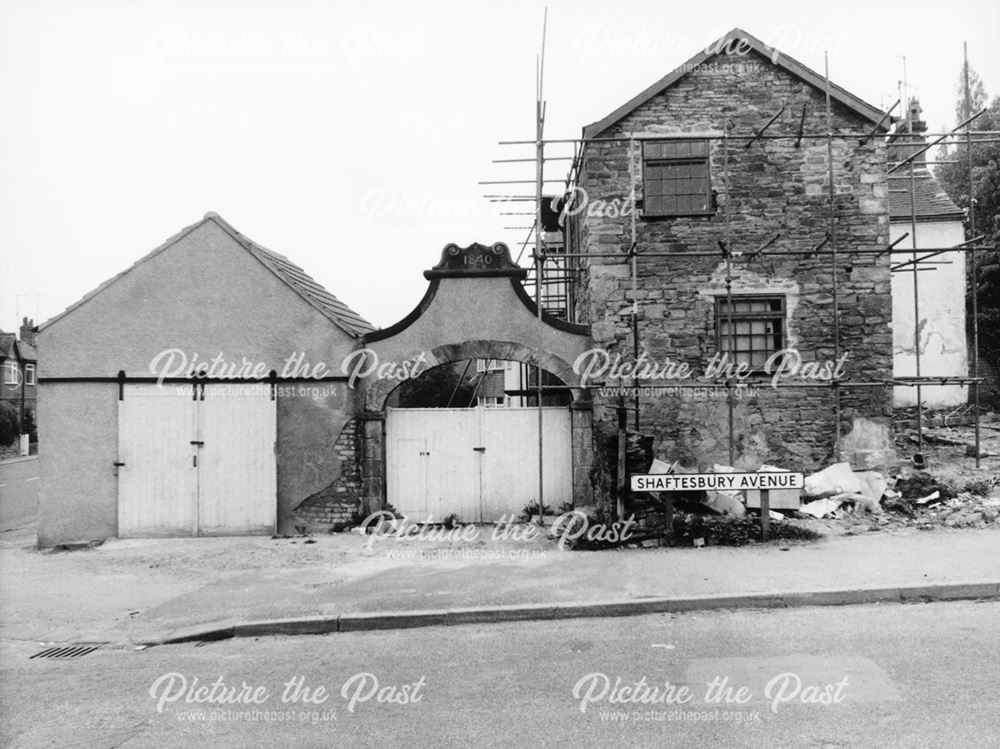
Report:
570,401,594,507
360,410,385,517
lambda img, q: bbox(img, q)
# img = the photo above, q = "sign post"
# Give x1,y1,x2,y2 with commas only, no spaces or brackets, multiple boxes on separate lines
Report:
760,488,770,541
630,472,804,543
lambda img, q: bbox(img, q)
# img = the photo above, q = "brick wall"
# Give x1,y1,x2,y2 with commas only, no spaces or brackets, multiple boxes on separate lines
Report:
574,49,894,477
291,417,364,530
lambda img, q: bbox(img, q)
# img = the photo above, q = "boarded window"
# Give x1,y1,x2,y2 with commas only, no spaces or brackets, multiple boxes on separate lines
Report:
643,140,713,216
716,296,786,369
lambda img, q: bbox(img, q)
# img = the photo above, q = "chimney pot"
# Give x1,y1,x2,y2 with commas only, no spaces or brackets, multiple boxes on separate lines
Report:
19,317,36,347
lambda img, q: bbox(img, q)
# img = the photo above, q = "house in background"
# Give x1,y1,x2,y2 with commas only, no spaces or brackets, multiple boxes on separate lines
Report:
887,99,968,409
471,359,570,408
473,359,524,407
0,317,38,427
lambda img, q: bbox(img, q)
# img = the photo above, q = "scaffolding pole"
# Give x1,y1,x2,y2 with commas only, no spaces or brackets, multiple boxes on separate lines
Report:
965,41,982,468
498,131,1000,146
482,38,988,507
533,8,547,524
825,52,843,460
723,120,736,466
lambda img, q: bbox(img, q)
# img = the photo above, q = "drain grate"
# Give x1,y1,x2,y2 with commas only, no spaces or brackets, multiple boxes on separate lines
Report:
30,645,100,659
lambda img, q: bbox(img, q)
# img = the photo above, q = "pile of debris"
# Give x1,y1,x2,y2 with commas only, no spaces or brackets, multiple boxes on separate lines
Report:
796,462,889,519
790,463,999,532
588,457,1000,549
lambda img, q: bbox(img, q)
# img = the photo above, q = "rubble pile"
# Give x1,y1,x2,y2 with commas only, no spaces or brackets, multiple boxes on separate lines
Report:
620,459,994,550
571,415,1000,549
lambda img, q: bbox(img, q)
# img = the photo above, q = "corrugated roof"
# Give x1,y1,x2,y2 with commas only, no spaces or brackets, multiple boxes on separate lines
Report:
41,213,375,337
889,167,965,222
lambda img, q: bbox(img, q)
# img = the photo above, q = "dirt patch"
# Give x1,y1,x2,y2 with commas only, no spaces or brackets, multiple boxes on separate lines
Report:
895,419,1000,491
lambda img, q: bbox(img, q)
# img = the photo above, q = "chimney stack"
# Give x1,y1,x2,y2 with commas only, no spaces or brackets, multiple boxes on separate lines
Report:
888,97,929,168
904,97,928,165
19,317,36,347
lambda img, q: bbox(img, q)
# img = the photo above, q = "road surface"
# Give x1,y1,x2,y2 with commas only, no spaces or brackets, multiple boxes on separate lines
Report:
2,600,998,747
0,457,37,531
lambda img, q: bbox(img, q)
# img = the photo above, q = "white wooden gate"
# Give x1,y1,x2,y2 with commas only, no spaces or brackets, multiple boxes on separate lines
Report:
117,384,276,537
386,406,572,523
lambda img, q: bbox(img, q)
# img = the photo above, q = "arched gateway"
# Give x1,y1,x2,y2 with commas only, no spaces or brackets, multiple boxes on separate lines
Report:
353,242,594,521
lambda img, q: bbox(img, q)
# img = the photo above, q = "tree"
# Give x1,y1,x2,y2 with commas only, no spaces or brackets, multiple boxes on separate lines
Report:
390,363,476,408
953,57,987,125
936,59,1000,400
0,402,19,446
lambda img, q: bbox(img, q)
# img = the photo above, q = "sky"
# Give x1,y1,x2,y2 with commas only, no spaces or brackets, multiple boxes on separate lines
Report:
1,0,998,333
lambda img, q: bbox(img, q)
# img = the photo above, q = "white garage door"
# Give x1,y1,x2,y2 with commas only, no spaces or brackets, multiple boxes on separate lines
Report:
386,406,572,523
117,384,276,537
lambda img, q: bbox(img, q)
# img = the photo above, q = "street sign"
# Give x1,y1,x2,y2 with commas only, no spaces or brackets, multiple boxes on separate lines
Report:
629,471,804,543
630,472,804,493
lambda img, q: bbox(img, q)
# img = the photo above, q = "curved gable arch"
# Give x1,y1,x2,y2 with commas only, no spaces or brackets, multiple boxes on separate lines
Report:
355,243,592,412
353,243,595,516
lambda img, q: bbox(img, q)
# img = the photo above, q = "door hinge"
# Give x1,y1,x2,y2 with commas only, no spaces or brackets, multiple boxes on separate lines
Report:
113,461,125,467
190,441,204,446
473,446,486,453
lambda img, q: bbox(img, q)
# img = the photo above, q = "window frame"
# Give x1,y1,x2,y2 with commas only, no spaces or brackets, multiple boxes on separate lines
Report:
3,362,18,385
475,359,504,373
714,295,787,373
25,363,35,386
641,139,714,218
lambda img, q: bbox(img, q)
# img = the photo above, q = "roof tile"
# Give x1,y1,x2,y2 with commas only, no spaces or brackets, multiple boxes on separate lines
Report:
889,168,964,221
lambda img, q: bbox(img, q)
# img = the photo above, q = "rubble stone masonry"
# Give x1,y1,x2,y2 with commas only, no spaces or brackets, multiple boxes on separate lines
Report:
573,50,894,475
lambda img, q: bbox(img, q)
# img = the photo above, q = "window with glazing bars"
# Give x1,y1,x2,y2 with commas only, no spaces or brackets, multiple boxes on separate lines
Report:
715,296,785,369
642,140,712,216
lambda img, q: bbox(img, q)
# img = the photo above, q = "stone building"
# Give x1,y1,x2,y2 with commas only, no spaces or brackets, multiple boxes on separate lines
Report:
567,28,896,473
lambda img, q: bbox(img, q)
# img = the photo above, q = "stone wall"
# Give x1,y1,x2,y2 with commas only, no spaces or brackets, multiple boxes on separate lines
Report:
574,49,895,474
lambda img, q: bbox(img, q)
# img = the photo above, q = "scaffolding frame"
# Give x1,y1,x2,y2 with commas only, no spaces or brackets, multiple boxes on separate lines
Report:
481,28,994,520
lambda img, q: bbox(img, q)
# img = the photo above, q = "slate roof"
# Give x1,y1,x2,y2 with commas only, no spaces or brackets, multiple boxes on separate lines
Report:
583,27,888,139
0,332,15,358
889,167,965,222
210,214,375,337
41,213,375,337
18,340,37,361
0,332,36,362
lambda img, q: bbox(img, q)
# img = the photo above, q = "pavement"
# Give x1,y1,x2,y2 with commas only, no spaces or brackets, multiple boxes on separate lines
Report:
2,518,999,648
